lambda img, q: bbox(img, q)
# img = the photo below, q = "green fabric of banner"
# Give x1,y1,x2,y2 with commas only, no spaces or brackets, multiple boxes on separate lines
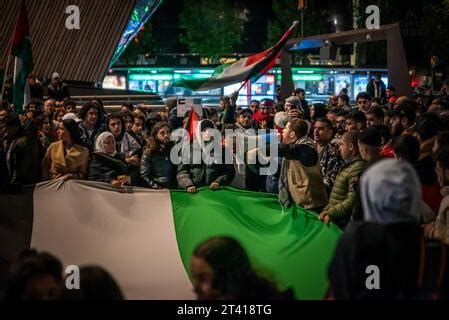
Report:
170,187,342,300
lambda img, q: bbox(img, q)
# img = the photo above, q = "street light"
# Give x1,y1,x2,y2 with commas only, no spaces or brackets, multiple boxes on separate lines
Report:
298,0,307,38
333,15,340,33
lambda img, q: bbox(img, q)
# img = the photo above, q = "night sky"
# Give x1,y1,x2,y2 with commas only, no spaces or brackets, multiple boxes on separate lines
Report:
150,0,432,68
151,0,362,54
152,0,275,54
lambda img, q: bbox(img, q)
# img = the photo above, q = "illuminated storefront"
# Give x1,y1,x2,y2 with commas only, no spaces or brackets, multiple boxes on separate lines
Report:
103,67,388,104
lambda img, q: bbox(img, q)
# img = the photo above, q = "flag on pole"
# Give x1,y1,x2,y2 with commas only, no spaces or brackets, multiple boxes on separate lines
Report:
174,22,298,91
11,0,33,113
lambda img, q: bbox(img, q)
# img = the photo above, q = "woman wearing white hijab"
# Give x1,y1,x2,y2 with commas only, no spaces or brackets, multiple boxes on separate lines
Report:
88,132,131,187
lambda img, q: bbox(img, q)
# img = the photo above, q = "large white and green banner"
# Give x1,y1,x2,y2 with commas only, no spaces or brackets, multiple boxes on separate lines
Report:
1,180,341,299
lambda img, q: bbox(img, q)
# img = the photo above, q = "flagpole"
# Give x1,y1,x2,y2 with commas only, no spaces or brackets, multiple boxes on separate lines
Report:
1,54,12,101
236,79,248,93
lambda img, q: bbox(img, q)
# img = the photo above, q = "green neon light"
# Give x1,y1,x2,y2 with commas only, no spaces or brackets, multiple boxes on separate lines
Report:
127,72,320,82
127,67,175,72
190,74,211,80
277,75,323,81
292,75,323,81
132,10,139,21
292,67,322,72
129,74,173,81
129,73,211,81
176,74,211,80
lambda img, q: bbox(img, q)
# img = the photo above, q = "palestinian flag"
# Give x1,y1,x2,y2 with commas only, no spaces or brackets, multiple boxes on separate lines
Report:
186,109,199,141
0,180,341,299
175,22,298,91
10,0,33,112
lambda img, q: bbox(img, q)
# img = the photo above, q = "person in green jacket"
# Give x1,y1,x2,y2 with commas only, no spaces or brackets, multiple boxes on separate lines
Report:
319,130,368,227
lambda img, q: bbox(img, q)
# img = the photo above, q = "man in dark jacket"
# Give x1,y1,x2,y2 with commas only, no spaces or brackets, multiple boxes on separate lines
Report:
28,74,44,101
47,72,70,101
294,88,310,120
218,91,238,128
366,74,386,103
3,115,41,189
314,118,344,194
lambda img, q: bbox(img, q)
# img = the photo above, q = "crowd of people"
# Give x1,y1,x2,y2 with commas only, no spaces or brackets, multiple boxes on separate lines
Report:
2,71,449,299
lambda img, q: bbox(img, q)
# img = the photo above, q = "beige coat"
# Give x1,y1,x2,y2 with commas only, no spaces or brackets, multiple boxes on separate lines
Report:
41,140,89,180
287,138,328,210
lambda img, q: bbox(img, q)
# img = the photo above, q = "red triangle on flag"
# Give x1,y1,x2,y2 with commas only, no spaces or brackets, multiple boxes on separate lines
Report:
186,109,199,141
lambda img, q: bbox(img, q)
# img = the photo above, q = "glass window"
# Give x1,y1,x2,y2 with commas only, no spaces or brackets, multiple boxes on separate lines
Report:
353,75,369,99
334,75,352,97
103,76,127,90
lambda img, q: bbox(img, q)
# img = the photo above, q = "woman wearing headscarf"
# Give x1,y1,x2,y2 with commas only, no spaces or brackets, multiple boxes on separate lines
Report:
88,132,132,187
41,119,89,181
